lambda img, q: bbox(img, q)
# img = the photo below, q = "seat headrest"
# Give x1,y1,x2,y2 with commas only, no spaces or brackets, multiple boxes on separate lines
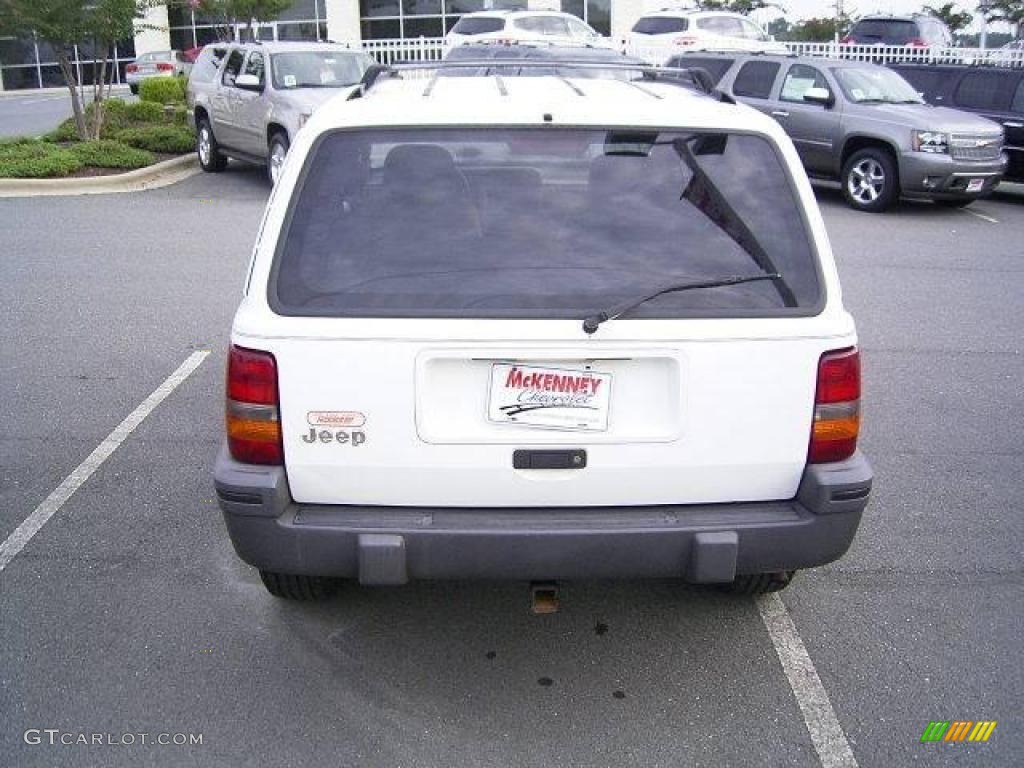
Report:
384,144,458,185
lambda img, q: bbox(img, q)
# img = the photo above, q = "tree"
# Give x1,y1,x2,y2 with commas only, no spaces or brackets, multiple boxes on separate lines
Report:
187,0,292,38
982,0,1024,37
766,17,792,39
0,0,148,140
789,17,843,41
921,3,973,34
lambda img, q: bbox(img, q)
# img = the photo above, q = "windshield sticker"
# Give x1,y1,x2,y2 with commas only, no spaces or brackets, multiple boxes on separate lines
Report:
283,74,297,87
320,71,335,84
851,88,865,100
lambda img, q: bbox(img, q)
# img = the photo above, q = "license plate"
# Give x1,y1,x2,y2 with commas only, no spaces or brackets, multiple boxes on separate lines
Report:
966,178,985,193
487,363,612,432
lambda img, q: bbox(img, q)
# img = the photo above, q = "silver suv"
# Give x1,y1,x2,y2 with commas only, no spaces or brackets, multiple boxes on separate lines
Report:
673,53,1007,211
186,41,372,183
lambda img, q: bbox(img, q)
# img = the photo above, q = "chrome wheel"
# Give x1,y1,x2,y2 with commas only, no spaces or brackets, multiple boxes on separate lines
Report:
198,126,211,166
847,158,885,204
269,141,287,185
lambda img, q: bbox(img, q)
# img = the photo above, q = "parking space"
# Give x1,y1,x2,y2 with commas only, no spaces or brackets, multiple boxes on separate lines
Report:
1,165,1021,766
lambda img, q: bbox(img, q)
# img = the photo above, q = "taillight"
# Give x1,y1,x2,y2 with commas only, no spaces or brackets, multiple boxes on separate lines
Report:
126,63,138,73
839,36,853,44
156,61,175,71
226,345,283,465
908,37,927,47
808,347,860,464
673,36,698,46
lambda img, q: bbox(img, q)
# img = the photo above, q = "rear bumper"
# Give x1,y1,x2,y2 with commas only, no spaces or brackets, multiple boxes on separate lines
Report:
213,447,872,584
899,151,1007,199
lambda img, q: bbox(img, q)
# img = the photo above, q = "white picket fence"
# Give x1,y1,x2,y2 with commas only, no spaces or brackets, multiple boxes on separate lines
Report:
346,36,1024,70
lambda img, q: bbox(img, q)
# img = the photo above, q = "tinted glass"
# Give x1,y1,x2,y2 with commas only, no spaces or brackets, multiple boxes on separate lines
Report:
272,129,820,318
1012,78,1024,113
665,55,734,83
780,64,829,103
849,19,918,44
243,51,265,84
954,71,1011,111
890,66,949,100
514,16,571,36
632,16,688,34
271,51,369,89
222,49,244,86
697,16,744,37
451,16,505,34
733,61,779,99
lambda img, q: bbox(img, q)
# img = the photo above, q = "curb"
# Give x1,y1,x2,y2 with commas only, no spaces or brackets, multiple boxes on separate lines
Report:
0,154,200,197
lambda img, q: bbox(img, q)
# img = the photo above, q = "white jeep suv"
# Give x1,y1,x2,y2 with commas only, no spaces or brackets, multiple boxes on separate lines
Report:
625,10,788,63
214,62,872,600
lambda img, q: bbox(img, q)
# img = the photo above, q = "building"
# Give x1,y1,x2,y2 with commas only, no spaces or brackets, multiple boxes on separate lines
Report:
1,0,656,91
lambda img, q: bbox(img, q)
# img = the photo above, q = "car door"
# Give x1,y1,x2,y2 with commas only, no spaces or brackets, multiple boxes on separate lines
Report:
950,68,1021,178
773,63,841,174
728,59,782,116
232,50,269,156
1004,74,1024,180
212,48,245,149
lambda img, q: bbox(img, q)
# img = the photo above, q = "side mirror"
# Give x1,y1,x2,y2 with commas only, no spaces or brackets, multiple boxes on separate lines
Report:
803,86,834,107
235,73,262,91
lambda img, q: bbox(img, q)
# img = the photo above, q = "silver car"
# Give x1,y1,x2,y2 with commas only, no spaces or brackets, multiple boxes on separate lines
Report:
126,50,189,95
186,41,373,184
673,52,1008,211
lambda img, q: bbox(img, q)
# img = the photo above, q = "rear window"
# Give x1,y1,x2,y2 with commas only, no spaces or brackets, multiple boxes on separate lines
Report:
451,16,505,35
514,16,571,36
954,71,1012,111
665,55,734,84
270,128,820,319
849,19,918,44
733,61,780,99
632,16,688,35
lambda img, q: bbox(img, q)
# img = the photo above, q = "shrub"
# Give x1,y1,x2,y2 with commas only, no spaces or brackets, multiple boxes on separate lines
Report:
124,100,166,123
45,118,80,143
69,140,154,169
0,140,82,178
139,76,186,105
115,124,195,154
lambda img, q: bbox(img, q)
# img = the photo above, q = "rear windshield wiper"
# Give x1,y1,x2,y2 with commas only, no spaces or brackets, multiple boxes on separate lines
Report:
582,273,783,334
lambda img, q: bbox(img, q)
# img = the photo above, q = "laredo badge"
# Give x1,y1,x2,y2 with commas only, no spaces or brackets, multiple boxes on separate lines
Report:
301,411,367,446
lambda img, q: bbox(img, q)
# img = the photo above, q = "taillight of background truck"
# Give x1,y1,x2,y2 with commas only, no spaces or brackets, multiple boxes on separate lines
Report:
226,345,283,465
809,347,860,464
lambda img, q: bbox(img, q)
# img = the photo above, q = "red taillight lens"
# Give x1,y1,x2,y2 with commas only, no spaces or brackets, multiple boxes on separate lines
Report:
226,345,282,465
839,36,853,44
126,63,138,73
809,347,860,464
156,61,175,71
908,37,927,47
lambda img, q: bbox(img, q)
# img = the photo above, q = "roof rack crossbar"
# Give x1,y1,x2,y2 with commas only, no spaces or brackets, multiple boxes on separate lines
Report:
356,60,724,99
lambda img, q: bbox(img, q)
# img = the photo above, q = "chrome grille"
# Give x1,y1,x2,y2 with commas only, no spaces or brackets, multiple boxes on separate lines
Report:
950,134,1003,161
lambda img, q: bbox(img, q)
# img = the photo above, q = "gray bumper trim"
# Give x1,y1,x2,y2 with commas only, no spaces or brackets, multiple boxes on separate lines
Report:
214,447,872,584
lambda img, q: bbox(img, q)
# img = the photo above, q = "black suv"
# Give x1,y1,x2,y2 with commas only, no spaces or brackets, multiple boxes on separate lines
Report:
892,64,1024,182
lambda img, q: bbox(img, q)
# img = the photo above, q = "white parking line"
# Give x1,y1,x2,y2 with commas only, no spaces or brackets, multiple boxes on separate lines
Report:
0,350,209,573
964,208,999,224
758,593,859,768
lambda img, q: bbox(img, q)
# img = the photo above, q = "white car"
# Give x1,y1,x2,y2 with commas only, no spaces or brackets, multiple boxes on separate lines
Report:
445,10,613,50
214,60,872,601
625,10,788,63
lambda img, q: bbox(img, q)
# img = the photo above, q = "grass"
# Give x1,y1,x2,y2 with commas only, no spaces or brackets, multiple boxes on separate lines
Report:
0,139,82,178
14,90,194,178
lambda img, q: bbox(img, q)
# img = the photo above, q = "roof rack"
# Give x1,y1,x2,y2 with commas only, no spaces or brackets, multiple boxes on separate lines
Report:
355,60,735,103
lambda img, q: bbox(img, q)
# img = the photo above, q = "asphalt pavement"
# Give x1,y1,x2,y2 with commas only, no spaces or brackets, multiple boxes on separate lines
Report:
0,164,1021,767
0,87,133,138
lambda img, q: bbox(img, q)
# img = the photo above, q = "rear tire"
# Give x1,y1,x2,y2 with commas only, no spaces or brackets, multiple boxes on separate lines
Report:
196,117,228,173
720,571,796,595
259,570,337,600
842,148,898,212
